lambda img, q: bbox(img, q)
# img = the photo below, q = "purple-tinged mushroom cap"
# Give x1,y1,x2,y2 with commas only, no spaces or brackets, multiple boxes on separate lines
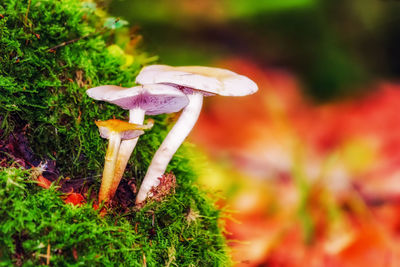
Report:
86,84,189,115
87,83,188,204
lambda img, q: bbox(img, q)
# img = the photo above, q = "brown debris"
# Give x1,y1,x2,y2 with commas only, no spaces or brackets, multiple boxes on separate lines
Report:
186,207,200,225
12,233,27,266
0,130,35,169
72,247,78,260
0,124,58,181
58,177,95,195
75,70,86,88
128,180,137,194
111,178,137,210
148,172,177,202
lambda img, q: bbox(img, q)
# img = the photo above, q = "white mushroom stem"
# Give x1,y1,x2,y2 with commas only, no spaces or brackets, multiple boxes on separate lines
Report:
136,93,203,204
98,132,122,203
109,108,146,200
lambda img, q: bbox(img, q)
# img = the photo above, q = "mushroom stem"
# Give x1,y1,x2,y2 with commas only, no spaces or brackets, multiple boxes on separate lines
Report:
136,93,203,204
98,132,122,203
108,108,146,200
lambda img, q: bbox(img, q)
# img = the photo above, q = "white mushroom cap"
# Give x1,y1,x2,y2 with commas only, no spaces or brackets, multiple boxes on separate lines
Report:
135,65,258,96
86,84,189,115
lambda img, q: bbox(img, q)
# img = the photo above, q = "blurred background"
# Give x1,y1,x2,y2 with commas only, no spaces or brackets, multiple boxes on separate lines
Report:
108,0,400,266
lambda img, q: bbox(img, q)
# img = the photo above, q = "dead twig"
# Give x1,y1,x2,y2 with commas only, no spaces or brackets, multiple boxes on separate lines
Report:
46,242,50,265
24,0,32,26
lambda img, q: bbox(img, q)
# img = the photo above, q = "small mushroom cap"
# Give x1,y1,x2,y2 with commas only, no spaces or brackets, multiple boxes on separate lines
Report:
86,84,189,115
95,119,153,140
135,65,258,96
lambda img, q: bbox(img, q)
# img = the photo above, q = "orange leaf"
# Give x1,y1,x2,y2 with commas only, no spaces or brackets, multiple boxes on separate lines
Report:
64,193,85,206
37,175,52,189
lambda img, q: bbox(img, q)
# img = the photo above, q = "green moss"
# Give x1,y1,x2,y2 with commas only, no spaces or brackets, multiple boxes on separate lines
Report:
0,0,145,176
0,0,229,265
0,167,228,266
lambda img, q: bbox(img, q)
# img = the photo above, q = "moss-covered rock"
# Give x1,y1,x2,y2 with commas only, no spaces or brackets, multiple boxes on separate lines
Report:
0,0,229,265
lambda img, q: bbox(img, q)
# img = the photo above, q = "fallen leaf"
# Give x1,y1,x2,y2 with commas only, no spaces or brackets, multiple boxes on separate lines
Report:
64,193,85,206
37,175,52,189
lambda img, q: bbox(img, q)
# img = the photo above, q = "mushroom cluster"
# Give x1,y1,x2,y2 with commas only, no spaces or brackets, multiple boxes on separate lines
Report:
87,84,188,203
87,64,257,206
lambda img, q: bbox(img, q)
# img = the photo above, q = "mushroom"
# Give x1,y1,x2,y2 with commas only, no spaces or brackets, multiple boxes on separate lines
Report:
135,65,258,204
95,119,153,203
87,84,189,200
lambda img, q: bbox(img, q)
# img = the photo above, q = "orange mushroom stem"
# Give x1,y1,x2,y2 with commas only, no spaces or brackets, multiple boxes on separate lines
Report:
95,119,153,203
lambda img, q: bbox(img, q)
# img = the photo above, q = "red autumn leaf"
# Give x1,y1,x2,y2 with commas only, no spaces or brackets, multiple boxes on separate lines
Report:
64,193,85,206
